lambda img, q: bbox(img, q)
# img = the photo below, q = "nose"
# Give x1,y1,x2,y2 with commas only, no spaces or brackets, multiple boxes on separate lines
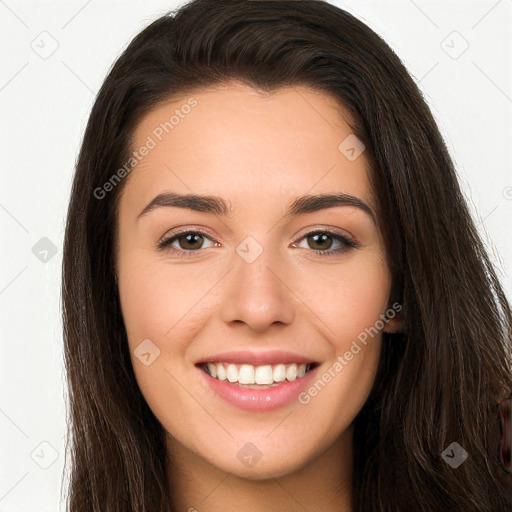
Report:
219,248,295,333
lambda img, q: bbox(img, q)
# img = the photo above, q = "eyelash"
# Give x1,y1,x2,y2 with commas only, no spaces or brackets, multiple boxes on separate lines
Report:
157,228,358,257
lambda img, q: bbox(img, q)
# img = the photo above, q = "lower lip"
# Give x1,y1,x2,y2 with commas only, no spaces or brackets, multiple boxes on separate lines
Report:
198,365,318,411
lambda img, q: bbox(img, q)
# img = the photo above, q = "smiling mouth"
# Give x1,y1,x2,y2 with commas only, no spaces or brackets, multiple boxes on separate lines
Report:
198,362,318,388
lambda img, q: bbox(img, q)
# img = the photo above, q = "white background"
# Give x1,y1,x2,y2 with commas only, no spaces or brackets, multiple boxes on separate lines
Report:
0,1,511,510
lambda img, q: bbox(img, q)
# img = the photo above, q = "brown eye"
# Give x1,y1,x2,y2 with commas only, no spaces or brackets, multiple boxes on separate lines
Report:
294,230,358,256
307,233,335,251
158,230,215,254
175,233,205,250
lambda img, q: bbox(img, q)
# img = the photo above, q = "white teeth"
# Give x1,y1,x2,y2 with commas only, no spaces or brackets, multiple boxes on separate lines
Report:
207,363,217,378
216,364,227,381
203,361,313,385
286,363,297,381
227,364,238,383
255,365,273,385
238,364,255,384
273,364,286,382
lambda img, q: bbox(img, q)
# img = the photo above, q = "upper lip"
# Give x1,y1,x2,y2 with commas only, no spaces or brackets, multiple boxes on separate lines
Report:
196,350,318,366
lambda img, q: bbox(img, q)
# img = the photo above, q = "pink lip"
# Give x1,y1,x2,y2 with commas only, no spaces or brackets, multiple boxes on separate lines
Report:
197,364,319,412
196,349,317,366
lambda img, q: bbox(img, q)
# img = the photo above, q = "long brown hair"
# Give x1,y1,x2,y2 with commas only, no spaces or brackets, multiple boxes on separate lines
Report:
61,1,512,510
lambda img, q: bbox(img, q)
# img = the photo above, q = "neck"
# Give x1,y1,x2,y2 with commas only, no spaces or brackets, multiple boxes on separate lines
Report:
166,426,354,512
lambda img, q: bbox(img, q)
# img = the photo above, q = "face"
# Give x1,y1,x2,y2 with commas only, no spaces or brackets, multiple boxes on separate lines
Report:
116,82,399,480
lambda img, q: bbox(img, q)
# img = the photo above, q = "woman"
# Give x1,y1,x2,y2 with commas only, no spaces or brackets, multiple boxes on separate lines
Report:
61,1,512,510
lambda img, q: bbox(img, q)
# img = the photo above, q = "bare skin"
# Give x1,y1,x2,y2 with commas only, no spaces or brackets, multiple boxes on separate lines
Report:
116,81,402,511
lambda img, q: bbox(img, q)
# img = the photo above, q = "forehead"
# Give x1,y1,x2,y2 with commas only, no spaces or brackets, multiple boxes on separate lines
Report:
122,82,373,215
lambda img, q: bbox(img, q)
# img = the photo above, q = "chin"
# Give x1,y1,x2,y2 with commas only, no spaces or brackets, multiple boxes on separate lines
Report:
201,438,320,481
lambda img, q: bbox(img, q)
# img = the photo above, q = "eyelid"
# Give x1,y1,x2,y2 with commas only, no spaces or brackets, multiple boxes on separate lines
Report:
157,226,219,251
158,224,217,243
294,224,357,244
292,229,358,255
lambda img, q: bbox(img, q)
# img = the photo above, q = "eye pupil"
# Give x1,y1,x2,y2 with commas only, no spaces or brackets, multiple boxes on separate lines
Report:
180,233,203,250
309,233,332,250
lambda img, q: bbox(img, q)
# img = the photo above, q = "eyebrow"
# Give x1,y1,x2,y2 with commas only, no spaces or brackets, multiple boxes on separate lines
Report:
137,191,375,223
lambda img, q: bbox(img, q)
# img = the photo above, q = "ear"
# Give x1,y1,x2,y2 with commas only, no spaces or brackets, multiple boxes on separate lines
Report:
382,304,405,333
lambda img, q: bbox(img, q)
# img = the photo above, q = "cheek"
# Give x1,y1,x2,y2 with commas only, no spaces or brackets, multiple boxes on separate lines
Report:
295,251,392,345
294,258,390,433
118,253,214,351
117,253,212,424
291,251,390,409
